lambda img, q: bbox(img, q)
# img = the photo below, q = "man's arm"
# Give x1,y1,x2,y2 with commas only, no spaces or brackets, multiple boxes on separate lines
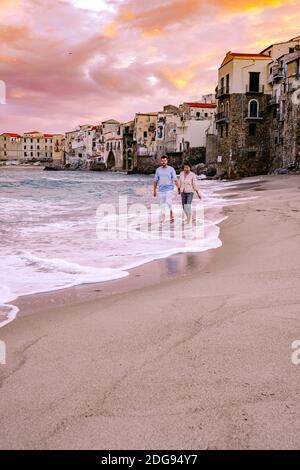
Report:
153,170,159,197
173,169,180,193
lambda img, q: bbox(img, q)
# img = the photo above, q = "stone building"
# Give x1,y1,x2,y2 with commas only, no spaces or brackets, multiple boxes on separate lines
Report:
88,120,124,170
267,43,300,169
64,130,79,166
101,119,123,170
213,36,300,178
179,102,216,120
215,52,272,178
0,133,22,162
132,112,158,172
156,105,181,159
52,134,65,164
156,103,214,156
122,120,134,171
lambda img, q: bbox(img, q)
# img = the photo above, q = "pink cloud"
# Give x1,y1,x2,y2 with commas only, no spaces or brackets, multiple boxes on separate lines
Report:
0,0,299,133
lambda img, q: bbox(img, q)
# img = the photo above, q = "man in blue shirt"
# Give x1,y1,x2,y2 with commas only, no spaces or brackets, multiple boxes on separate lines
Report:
153,156,179,223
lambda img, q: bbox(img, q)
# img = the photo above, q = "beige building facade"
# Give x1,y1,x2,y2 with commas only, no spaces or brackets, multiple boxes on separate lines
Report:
22,132,54,162
0,133,22,162
52,134,65,164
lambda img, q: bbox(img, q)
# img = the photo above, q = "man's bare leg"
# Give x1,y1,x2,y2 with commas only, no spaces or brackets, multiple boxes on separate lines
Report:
170,209,175,223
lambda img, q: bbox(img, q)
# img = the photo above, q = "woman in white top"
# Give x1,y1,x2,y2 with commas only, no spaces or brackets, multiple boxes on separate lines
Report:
178,162,202,223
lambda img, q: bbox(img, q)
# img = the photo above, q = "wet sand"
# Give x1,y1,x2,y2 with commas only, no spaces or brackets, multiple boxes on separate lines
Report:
1,174,300,449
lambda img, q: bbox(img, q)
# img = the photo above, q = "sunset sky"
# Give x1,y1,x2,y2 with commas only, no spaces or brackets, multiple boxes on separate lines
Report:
0,0,299,133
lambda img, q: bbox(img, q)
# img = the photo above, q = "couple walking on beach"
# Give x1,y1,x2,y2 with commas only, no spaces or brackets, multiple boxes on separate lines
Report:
153,155,202,224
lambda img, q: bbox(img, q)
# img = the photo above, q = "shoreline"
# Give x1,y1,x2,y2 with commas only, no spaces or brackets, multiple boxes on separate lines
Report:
1,174,300,449
5,176,261,323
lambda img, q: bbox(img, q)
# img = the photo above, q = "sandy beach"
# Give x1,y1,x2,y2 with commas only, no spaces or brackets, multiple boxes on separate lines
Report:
1,174,300,450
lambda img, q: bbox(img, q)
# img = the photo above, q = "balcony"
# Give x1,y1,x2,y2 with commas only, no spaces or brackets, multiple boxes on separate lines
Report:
216,86,230,99
245,111,264,121
216,112,230,123
269,97,279,106
273,67,283,80
245,84,265,94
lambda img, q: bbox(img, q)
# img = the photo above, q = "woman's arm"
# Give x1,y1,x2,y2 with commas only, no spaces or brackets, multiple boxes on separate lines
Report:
193,173,201,199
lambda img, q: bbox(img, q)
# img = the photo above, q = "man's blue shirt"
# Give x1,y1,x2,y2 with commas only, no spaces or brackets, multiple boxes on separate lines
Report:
154,165,177,193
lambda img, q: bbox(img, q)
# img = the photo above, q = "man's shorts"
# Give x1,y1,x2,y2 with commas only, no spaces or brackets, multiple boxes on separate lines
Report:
158,190,173,209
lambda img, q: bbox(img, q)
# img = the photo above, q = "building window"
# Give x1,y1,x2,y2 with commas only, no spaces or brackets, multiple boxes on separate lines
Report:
31,152,33,157
196,112,200,118
248,99,259,118
249,123,256,136
144,131,148,138
220,125,224,138
249,72,260,92
31,145,33,150
226,101,230,117
247,151,257,159
225,124,229,137
158,126,163,139
106,143,109,151
221,77,224,94
226,74,230,93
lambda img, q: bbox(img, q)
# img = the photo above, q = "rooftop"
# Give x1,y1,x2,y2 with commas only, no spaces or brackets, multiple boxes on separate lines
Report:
184,102,216,109
1,133,21,137
260,35,300,54
220,52,271,68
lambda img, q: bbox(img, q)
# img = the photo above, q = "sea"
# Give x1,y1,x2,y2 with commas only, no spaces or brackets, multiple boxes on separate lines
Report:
0,168,255,327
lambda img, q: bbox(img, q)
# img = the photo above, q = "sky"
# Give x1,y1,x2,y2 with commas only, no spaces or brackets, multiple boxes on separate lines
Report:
0,0,299,133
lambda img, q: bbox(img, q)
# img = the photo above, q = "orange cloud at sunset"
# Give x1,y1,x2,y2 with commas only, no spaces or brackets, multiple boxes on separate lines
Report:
0,0,299,133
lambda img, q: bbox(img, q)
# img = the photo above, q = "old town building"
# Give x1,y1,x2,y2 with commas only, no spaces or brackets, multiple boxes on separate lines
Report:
0,133,22,162
22,132,54,162
214,36,300,178
132,112,158,172
122,121,135,171
215,51,273,178
266,39,300,169
52,134,65,164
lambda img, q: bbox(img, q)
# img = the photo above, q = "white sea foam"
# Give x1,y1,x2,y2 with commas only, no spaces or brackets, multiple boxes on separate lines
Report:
0,170,254,328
